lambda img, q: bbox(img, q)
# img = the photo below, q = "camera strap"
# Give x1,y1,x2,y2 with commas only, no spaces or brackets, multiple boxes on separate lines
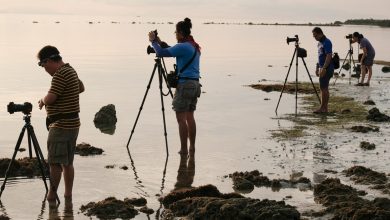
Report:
178,48,197,76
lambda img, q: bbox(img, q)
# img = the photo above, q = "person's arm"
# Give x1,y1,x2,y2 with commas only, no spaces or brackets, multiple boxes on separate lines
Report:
360,47,368,65
79,79,85,93
38,93,57,110
151,41,172,57
320,54,332,77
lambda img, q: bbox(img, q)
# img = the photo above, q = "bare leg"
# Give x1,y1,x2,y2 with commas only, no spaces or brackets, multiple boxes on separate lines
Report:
62,164,74,199
366,65,373,85
186,111,196,155
321,88,329,112
176,112,188,154
48,164,62,201
360,64,367,84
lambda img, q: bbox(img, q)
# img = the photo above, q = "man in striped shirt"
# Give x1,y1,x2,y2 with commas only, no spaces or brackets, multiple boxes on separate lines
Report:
37,45,84,203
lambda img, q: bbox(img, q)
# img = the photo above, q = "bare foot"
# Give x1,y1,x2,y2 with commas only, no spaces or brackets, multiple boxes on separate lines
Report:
313,109,327,114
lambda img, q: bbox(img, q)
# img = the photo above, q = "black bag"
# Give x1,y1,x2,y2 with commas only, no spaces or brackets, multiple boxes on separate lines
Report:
167,49,197,88
167,68,179,88
332,52,340,69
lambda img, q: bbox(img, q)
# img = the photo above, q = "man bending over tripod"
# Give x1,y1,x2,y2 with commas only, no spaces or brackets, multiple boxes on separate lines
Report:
148,18,201,156
312,27,334,114
37,45,84,202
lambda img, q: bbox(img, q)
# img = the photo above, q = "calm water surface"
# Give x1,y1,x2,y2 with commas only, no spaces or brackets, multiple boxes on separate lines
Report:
0,14,390,219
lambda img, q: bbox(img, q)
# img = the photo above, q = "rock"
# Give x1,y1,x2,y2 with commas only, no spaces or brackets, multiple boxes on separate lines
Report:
312,178,390,219
363,100,376,105
360,141,376,150
341,108,351,114
80,197,139,219
120,165,129,170
343,166,387,185
232,176,254,193
94,104,117,135
162,185,300,220
75,142,104,156
18,148,26,152
139,206,154,215
0,157,48,178
350,125,379,133
366,107,390,122
228,170,311,191
105,165,115,169
382,66,390,73
160,184,243,207
124,197,147,207
0,215,10,220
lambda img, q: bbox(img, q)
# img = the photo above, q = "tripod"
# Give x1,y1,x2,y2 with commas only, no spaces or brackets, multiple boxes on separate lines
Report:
126,57,173,156
275,41,321,115
0,114,59,204
334,40,356,85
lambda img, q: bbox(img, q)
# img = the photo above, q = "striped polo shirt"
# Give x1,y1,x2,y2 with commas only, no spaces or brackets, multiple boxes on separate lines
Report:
46,63,80,129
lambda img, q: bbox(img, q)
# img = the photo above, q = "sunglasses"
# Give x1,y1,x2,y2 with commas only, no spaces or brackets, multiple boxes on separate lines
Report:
38,59,49,67
38,54,60,67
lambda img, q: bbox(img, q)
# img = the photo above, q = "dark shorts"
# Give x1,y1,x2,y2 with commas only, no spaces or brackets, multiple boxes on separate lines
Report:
319,68,334,89
47,127,79,165
172,80,201,112
362,54,375,66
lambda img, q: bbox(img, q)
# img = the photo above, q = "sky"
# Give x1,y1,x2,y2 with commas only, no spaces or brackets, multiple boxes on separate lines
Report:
0,0,389,23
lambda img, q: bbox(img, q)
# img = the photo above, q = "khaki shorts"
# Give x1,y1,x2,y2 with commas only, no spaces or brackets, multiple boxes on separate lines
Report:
47,127,79,165
172,80,201,112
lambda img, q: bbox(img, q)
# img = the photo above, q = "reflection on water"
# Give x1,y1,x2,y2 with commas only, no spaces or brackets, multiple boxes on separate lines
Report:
127,146,169,219
174,154,195,191
45,199,74,220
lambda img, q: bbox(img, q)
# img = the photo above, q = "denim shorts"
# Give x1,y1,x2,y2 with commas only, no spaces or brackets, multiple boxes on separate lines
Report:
319,68,334,89
362,54,375,66
47,127,79,165
172,80,201,112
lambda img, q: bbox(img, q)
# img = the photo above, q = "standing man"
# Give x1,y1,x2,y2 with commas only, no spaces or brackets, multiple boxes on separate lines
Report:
37,45,84,202
312,27,334,114
352,32,375,86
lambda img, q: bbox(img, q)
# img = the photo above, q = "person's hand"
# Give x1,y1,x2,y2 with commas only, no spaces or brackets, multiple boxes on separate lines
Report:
319,68,327,78
38,99,45,110
148,31,156,42
315,68,319,77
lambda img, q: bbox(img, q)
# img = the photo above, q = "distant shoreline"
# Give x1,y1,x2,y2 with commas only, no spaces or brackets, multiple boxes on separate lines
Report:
203,19,390,28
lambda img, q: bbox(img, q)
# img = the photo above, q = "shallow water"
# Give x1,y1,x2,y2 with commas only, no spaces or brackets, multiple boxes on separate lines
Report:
0,14,390,219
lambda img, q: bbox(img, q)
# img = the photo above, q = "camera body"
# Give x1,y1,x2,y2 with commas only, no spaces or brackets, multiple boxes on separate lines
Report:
345,34,353,39
286,35,299,44
147,29,170,54
7,102,33,115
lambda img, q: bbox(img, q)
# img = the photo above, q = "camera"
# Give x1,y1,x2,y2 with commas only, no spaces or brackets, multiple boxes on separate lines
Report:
7,102,32,115
286,35,299,44
345,34,353,39
147,29,170,54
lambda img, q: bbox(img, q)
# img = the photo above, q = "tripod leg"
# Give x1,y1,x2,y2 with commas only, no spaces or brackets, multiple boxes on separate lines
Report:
0,126,27,198
158,64,170,156
27,128,33,158
301,58,321,104
126,62,158,149
333,52,350,85
295,50,299,115
28,126,60,204
160,58,174,98
276,48,297,114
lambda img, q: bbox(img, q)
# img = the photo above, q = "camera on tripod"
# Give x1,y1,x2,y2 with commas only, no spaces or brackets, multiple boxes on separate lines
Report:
345,34,353,39
147,29,170,54
286,35,299,45
7,102,32,115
